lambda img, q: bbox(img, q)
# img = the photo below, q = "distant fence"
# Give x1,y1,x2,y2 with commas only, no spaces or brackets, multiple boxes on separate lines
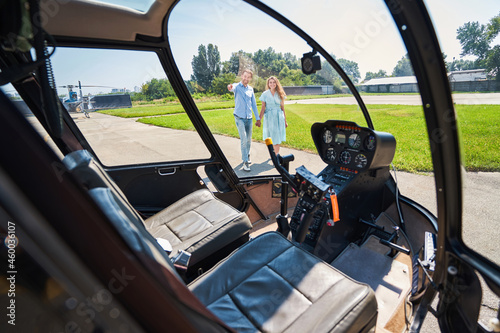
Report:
284,84,419,95
449,80,500,92
358,83,419,93
359,80,499,94
283,85,335,95
285,80,500,95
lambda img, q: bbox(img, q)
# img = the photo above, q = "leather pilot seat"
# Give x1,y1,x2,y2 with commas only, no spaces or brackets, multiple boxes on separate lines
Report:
88,185,378,332
62,150,252,269
189,231,378,332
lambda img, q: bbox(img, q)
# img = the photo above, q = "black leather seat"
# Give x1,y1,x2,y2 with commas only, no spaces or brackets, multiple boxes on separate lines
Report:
190,232,378,333
89,186,378,333
62,150,252,268
144,188,251,265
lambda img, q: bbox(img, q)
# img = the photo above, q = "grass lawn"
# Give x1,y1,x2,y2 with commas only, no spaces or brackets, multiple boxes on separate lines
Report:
100,100,239,118
136,103,500,172
99,92,419,117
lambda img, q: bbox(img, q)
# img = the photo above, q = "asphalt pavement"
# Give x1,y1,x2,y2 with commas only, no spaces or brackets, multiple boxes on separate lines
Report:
70,93,499,332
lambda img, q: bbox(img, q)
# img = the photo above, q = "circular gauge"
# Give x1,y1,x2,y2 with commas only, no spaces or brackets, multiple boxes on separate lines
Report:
348,133,361,149
326,148,336,162
323,129,333,144
364,135,376,151
354,154,368,169
339,151,351,165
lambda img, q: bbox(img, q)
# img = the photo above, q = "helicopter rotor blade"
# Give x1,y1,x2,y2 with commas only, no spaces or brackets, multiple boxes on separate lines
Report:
80,85,116,88
59,84,117,88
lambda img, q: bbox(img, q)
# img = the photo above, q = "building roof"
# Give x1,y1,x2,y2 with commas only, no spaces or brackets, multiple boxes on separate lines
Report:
448,69,485,75
361,76,417,86
448,69,487,82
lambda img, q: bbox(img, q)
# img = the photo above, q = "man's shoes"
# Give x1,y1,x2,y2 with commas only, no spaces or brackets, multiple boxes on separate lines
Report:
247,154,251,164
242,162,251,171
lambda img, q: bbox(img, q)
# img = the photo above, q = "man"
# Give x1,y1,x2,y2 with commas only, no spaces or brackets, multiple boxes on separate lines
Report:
227,69,260,171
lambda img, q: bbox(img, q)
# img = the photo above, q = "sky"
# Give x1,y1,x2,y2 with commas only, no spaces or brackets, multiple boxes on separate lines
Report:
1,0,499,96
169,0,500,83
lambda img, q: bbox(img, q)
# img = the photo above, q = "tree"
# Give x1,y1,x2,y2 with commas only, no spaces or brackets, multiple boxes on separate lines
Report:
457,13,500,79
314,61,343,92
317,59,340,84
253,47,277,69
392,54,414,77
207,44,221,79
224,50,254,75
269,59,287,75
141,78,174,100
337,58,361,83
191,44,222,91
283,52,300,70
447,58,478,72
223,52,241,75
457,21,491,59
485,45,500,79
211,73,237,95
279,66,314,86
364,70,387,82
251,47,297,78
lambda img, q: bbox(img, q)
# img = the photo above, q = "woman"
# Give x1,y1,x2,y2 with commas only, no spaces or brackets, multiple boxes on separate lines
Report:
256,76,287,154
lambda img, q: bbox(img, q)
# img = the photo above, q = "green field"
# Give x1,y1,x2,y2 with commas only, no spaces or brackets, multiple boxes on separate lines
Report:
99,100,238,118
103,102,500,172
99,92,417,117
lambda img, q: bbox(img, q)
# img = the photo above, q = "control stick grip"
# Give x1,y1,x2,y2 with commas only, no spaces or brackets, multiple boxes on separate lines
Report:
265,137,279,166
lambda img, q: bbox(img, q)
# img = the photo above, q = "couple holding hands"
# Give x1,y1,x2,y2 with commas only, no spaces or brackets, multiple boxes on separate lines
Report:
227,69,287,171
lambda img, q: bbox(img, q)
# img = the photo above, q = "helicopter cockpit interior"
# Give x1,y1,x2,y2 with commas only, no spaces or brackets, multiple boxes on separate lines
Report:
1,0,499,332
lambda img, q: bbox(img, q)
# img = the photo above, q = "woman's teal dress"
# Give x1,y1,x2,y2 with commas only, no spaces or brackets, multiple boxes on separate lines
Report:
259,90,286,144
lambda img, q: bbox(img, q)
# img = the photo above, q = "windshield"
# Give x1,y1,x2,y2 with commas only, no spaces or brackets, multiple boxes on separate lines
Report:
167,0,499,270
167,0,426,173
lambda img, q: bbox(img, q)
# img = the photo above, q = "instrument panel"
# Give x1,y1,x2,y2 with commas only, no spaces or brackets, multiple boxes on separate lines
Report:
311,120,396,171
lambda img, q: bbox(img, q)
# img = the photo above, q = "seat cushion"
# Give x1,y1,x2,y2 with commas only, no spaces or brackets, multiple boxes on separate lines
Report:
145,189,252,266
189,232,378,333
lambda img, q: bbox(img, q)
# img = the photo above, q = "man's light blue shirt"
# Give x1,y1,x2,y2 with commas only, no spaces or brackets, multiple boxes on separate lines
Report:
230,82,260,120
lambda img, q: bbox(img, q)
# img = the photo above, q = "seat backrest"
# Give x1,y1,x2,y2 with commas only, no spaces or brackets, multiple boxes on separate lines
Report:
86,188,234,332
89,187,178,273
63,150,175,265
79,179,234,332
62,150,144,222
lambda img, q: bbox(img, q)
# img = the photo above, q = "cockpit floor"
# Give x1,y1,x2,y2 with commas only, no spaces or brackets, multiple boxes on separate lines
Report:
332,235,412,331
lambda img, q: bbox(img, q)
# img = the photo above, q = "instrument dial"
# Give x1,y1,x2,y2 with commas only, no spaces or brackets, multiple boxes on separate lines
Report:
326,148,336,162
348,133,361,149
364,135,376,151
354,154,368,168
323,129,333,144
339,151,351,165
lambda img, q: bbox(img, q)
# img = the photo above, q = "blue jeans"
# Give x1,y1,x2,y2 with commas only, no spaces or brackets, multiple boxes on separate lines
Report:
234,116,252,163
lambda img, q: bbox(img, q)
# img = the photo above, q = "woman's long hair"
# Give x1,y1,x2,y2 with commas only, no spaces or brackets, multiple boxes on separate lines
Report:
266,76,286,101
